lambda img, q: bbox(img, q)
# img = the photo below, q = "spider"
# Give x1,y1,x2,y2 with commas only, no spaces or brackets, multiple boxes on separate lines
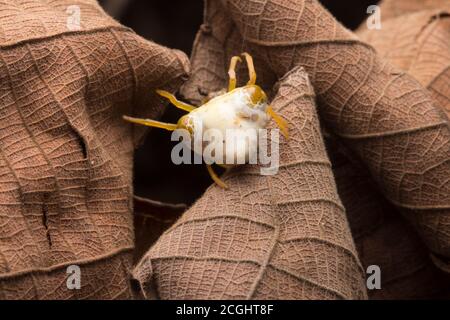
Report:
123,53,288,189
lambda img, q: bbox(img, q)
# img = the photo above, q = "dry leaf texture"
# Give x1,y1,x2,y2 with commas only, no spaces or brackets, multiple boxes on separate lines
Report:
133,196,186,263
0,0,189,299
179,0,450,261
359,8,450,117
354,1,450,293
376,0,450,21
330,143,448,299
134,67,367,300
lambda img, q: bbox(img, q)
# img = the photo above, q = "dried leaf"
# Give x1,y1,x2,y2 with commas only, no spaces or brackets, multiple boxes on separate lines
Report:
180,0,450,262
133,196,186,263
133,67,367,300
329,142,449,299
375,0,450,21
355,1,450,295
358,7,450,117
0,0,189,299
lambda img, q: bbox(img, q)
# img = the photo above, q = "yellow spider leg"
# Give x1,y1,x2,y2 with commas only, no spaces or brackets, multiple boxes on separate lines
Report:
228,56,242,92
206,164,228,189
216,163,230,170
242,52,256,86
156,89,196,112
123,115,178,131
267,106,289,138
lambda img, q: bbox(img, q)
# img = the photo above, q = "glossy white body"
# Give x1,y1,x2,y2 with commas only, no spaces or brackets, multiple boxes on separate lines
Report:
184,87,270,164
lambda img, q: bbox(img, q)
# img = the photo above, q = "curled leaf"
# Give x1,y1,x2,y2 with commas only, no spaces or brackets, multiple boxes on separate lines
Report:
134,67,367,300
359,7,450,117
355,0,450,295
330,144,449,299
133,196,186,263
181,0,450,261
375,0,450,21
0,0,189,299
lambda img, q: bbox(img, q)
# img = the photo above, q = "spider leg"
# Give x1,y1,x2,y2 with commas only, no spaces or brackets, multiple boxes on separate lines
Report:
266,106,289,138
228,56,242,92
216,163,230,170
156,89,196,112
242,52,256,86
206,164,228,189
123,115,178,131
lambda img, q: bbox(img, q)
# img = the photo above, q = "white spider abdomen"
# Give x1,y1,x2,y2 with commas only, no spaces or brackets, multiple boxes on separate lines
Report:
185,86,270,164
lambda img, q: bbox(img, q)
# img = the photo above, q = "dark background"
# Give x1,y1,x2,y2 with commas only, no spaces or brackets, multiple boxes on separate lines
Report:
99,0,380,205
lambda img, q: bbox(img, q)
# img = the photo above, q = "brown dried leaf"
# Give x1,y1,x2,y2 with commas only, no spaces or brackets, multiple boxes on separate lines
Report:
0,0,189,299
133,196,186,264
181,0,450,261
354,1,450,295
134,67,367,300
358,7,450,117
329,142,449,299
375,0,450,21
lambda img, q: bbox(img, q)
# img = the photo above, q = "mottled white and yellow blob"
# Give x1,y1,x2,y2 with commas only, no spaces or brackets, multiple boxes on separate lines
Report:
177,85,271,164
